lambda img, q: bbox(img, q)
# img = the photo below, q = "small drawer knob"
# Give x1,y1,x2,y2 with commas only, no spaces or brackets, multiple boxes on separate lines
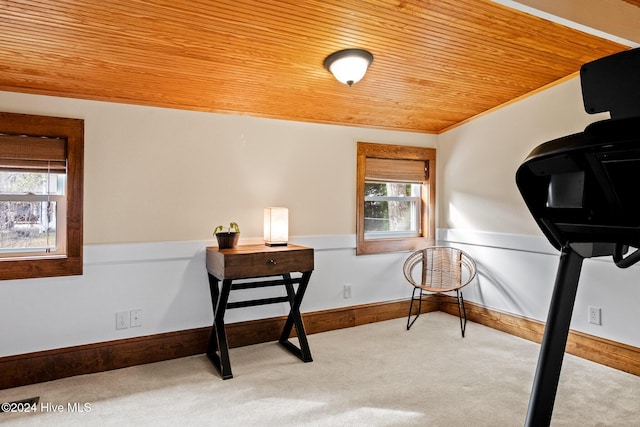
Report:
268,259,277,265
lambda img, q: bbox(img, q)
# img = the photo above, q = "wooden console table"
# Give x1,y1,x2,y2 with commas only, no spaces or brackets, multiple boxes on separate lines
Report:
205,244,314,379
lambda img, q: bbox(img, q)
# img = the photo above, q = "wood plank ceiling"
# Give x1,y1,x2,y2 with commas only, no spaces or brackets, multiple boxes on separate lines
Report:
0,0,628,133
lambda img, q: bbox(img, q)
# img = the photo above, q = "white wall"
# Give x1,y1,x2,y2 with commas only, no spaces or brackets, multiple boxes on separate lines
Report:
438,77,609,236
438,77,640,348
2,75,640,359
0,90,435,357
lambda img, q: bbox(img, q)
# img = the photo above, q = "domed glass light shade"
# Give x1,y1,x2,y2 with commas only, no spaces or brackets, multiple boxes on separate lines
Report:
323,49,374,87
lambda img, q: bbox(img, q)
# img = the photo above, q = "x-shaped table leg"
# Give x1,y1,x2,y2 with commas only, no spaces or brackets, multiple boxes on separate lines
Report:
279,271,313,362
206,275,233,379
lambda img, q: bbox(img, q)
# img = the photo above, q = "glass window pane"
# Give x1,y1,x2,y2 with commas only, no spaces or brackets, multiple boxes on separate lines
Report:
364,200,418,232
364,182,421,238
365,182,388,197
0,171,64,195
0,201,57,251
0,170,63,254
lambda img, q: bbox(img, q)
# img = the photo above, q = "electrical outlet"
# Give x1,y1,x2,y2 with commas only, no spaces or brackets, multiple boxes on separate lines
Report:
130,309,142,327
116,311,129,330
588,306,601,325
344,284,352,299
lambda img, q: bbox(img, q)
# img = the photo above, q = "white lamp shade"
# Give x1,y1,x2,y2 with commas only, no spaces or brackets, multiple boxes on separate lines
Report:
264,207,288,245
328,56,370,85
324,49,373,86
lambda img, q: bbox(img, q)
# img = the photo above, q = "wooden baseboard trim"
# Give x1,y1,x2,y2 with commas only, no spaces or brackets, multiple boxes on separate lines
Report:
0,327,211,390
440,300,640,377
1,297,638,390
227,298,437,348
0,299,436,390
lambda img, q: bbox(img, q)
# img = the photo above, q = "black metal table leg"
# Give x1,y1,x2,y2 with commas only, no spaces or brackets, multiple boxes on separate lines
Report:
206,275,234,380
525,246,585,426
206,274,220,356
279,271,313,362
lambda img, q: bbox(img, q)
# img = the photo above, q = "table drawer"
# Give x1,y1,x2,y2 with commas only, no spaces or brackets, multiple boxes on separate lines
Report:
207,245,314,279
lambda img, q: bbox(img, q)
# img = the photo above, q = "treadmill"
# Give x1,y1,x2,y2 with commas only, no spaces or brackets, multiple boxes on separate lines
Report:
516,47,640,426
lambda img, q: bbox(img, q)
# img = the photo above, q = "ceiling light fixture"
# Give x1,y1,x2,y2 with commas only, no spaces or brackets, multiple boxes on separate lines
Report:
323,49,373,87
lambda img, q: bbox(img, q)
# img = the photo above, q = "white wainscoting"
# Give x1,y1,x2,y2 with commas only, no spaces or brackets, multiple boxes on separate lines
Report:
2,230,639,358
0,235,411,357
438,228,640,348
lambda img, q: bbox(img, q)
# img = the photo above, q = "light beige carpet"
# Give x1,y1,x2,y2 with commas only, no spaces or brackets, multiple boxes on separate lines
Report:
1,312,639,426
